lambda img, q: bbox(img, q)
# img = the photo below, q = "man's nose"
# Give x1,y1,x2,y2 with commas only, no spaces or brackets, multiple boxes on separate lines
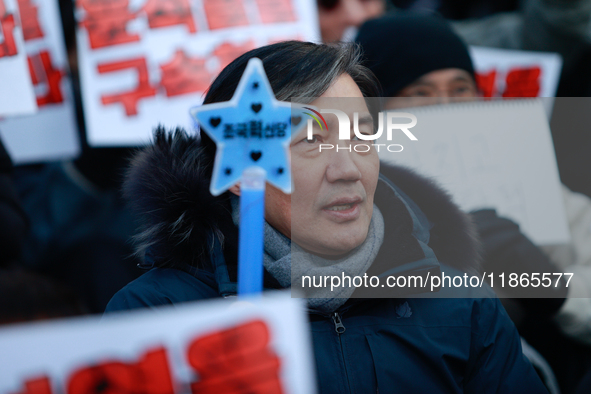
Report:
436,94,451,105
325,144,362,183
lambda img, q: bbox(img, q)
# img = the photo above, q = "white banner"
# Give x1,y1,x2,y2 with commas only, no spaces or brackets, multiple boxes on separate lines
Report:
0,0,37,117
0,292,316,394
0,0,80,164
75,0,320,147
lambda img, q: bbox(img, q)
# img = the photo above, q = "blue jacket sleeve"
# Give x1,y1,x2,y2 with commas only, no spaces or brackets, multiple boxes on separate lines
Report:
465,297,548,393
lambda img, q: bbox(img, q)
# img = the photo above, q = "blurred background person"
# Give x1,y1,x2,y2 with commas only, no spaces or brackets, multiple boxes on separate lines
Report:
319,0,591,195
0,137,28,269
317,0,386,42
0,136,87,324
356,12,591,393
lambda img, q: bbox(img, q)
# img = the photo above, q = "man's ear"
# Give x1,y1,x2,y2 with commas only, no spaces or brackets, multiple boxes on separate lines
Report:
229,183,241,196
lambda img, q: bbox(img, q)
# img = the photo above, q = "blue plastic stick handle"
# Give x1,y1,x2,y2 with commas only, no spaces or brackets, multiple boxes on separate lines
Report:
238,167,266,296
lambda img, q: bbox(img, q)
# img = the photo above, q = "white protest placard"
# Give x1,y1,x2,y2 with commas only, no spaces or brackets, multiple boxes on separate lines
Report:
470,46,562,99
75,0,320,147
0,292,316,394
379,99,570,245
0,0,80,164
0,0,37,117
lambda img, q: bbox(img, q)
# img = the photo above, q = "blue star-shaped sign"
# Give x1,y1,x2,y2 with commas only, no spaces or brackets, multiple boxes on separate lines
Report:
190,58,307,196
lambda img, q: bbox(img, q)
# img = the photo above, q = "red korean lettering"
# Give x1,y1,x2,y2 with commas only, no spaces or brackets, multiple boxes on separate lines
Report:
159,49,211,96
214,40,256,71
187,320,284,394
77,0,140,49
67,346,174,394
10,376,52,394
255,0,295,23
475,70,496,98
203,0,248,30
17,0,44,41
98,57,156,116
142,0,196,33
502,67,541,97
28,51,64,107
0,0,18,57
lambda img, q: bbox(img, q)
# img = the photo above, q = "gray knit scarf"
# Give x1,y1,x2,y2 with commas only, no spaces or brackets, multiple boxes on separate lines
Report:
232,196,385,313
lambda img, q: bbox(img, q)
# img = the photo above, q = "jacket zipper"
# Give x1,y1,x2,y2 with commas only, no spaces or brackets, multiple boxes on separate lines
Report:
331,312,352,393
332,311,346,334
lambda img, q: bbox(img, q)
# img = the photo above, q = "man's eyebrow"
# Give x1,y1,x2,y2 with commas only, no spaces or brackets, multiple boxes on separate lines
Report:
408,78,437,89
452,75,473,83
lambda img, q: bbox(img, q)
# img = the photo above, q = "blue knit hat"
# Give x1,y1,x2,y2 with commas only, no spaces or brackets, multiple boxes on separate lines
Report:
355,12,475,97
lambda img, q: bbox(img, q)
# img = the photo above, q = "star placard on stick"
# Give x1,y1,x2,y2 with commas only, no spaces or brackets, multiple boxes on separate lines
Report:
190,57,307,196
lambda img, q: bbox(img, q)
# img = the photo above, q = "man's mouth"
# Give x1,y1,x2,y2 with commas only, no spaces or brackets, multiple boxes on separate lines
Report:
323,197,363,211
326,203,356,211
321,198,362,222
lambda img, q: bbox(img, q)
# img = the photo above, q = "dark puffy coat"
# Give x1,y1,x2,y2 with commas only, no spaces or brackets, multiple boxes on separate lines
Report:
106,129,547,393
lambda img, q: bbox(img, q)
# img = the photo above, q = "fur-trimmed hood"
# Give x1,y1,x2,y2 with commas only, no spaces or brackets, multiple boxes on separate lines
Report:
123,127,481,276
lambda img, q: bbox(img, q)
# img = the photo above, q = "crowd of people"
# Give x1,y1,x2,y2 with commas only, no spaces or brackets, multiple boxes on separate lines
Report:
2,0,591,392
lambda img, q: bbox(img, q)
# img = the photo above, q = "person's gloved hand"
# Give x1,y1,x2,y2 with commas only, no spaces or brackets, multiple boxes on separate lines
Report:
470,209,567,315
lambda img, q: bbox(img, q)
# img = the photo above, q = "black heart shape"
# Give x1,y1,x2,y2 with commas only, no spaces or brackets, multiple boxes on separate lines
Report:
209,117,221,127
251,103,262,114
250,151,262,161
291,116,302,126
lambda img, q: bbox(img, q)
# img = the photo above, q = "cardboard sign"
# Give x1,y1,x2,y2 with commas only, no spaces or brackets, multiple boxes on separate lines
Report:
75,0,320,147
0,292,317,394
470,46,562,99
379,99,570,245
0,0,37,117
0,0,80,164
